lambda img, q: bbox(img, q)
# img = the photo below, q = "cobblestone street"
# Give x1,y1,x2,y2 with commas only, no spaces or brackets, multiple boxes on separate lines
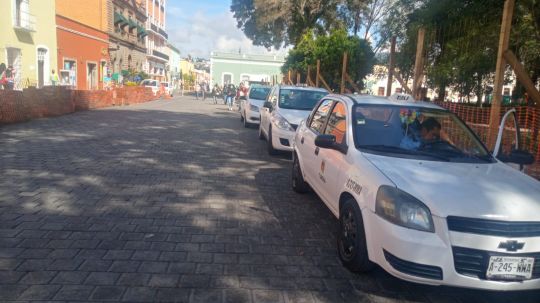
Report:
0,96,539,302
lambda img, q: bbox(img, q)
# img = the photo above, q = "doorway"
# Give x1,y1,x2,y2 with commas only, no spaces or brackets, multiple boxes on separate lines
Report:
37,48,47,87
87,62,98,90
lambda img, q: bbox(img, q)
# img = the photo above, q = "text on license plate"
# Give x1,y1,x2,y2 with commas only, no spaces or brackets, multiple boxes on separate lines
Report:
486,256,535,280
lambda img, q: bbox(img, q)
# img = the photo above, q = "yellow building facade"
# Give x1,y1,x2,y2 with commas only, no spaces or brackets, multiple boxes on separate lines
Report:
0,0,58,89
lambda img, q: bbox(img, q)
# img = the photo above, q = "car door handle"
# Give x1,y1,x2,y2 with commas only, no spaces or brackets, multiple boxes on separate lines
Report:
300,137,304,144
315,147,320,156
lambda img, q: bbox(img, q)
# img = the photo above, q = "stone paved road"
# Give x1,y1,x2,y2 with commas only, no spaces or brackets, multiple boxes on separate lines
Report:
0,96,539,302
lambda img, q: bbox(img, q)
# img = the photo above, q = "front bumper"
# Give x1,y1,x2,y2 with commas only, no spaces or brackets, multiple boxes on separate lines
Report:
363,210,540,290
245,108,260,124
271,126,295,152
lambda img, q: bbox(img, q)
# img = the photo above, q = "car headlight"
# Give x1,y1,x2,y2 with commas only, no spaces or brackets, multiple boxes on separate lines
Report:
271,113,294,131
249,104,259,112
375,186,434,232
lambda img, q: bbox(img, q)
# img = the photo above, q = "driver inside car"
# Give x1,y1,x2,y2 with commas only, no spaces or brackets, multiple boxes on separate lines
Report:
400,117,442,149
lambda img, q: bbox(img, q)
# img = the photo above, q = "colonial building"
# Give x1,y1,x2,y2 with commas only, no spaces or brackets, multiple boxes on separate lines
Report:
109,0,147,81
144,0,168,81
56,0,110,90
210,52,284,86
0,0,58,89
167,43,181,86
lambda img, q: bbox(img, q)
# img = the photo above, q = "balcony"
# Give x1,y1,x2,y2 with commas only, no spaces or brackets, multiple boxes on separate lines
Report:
13,10,36,32
152,50,169,61
146,21,168,40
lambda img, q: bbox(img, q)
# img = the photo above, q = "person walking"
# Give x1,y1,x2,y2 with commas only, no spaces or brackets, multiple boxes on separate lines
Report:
195,82,201,100
0,63,6,90
226,84,235,111
5,65,15,90
50,69,59,86
212,84,221,104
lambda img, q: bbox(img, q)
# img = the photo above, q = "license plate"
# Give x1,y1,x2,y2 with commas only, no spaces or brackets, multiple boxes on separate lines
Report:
486,256,535,280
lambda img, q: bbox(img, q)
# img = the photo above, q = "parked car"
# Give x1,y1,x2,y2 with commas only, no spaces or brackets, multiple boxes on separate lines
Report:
292,93,540,290
259,85,328,155
240,85,271,128
161,82,173,97
140,79,159,96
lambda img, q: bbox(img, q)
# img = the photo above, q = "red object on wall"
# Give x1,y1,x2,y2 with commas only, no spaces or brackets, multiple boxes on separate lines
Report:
56,15,109,90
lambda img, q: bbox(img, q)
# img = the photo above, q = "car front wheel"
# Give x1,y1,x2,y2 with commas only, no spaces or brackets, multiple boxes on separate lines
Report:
267,127,278,155
292,153,310,193
338,199,375,272
243,112,250,128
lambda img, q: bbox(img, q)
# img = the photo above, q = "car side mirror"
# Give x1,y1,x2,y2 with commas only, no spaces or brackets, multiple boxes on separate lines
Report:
315,134,336,149
263,101,273,109
498,149,535,165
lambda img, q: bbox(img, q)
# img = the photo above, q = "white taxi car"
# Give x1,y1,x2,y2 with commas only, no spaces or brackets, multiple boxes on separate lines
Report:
292,93,540,290
259,85,328,155
240,85,271,128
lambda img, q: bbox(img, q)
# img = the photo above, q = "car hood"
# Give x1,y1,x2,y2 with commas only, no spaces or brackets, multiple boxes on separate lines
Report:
248,99,265,108
364,154,540,221
278,108,311,126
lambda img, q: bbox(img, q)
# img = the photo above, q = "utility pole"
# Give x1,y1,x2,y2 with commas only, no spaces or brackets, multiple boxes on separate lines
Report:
386,36,396,97
413,28,426,99
488,0,515,149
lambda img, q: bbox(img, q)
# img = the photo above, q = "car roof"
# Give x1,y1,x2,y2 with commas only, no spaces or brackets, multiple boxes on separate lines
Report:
325,93,445,110
277,85,328,92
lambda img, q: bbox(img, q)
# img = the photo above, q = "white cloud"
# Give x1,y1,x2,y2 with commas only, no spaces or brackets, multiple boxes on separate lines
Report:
167,9,287,58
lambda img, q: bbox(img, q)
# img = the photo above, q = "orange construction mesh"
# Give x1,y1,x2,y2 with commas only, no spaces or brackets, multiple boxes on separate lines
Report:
434,102,540,180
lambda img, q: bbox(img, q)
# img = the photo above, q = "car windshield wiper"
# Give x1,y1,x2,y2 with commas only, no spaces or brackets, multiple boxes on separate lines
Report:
359,145,451,161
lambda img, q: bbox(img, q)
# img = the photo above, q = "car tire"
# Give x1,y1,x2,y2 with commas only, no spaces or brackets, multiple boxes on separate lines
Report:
337,199,376,273
243,112,251,128
267,127,278,155
258,124,265,140
240,112,244,122
292,153,310,193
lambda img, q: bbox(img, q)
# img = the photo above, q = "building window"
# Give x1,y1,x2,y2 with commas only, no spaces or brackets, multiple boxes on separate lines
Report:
6,47,22,90
378,87,385,96
62,59,77,87
395,87,402,93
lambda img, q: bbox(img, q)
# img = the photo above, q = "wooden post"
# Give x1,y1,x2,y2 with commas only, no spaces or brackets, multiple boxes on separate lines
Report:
504,50,540,108
341,52,348,94
394,74,413,95
288,70,292,85
296,72,301,85
413,28,426,99
316,60,320,87
386,36,396,96
488,0,515,149
306,66,312,86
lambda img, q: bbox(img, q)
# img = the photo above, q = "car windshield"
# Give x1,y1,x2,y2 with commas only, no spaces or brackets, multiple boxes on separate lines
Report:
249,87,270,100
162,83,168,87
353,105,493,163
142,80,155,86
279,89,328,110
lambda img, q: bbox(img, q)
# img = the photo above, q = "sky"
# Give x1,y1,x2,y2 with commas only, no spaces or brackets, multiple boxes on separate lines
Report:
166,0,287,58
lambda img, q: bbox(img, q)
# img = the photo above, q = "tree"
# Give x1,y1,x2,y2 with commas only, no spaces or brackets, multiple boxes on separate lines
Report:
230,0,340,48
282,29,375,91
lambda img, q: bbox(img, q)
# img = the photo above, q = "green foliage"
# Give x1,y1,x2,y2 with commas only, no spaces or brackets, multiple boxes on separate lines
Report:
282,28,375,91
182,73,195,87
230,0,340,48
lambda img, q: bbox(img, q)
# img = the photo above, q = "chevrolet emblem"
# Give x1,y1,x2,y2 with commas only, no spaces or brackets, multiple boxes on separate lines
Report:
498,240,525,252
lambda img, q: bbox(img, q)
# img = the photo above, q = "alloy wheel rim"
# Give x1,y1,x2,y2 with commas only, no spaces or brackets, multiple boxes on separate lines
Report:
340,209,357,259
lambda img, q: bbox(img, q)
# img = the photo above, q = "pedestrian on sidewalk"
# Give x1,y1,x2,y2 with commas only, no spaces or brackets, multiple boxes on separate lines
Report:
0,63,6,90
5,65,14,90
212,84,221,104
226,84,235,111
50,69,59,86
195,82,201,100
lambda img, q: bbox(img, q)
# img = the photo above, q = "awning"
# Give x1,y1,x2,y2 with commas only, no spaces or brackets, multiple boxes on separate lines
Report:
114,12,128,25
137,25,147,37
128,19,137,29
